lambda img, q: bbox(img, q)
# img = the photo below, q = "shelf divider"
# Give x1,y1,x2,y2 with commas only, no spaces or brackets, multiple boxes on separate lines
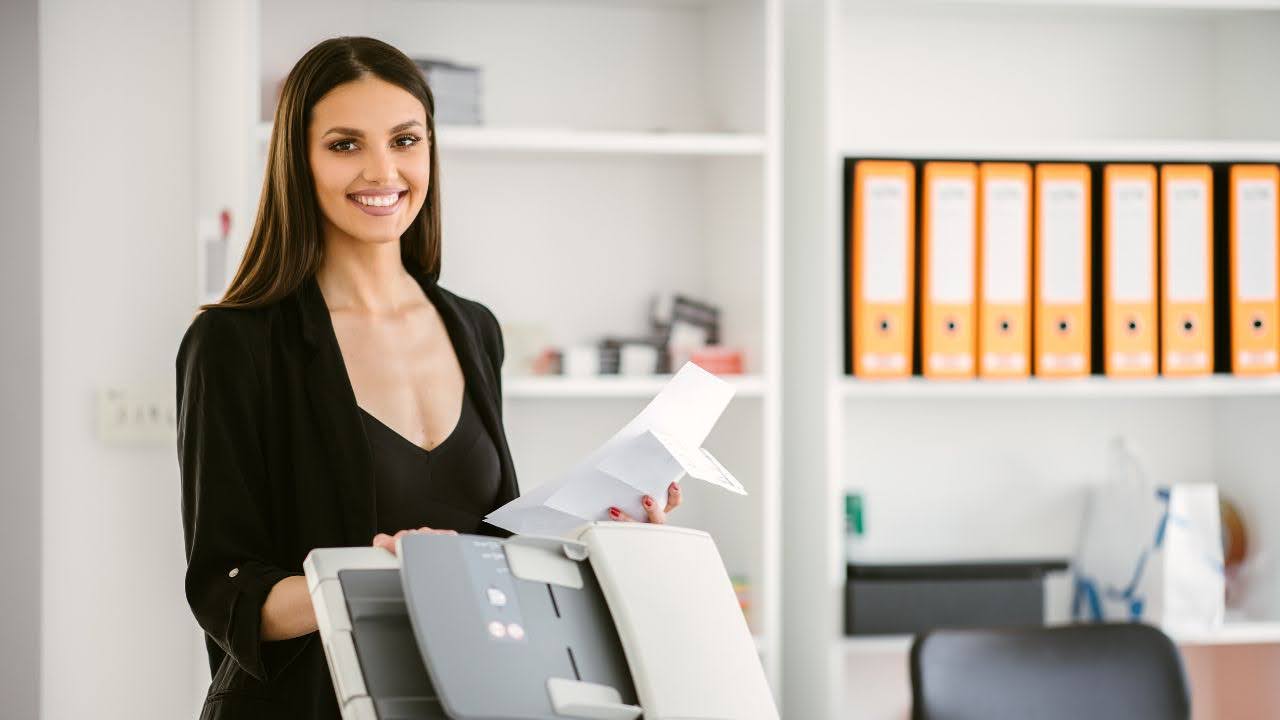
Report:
839,375,1280,400
504,374,767,399
256,121,767,157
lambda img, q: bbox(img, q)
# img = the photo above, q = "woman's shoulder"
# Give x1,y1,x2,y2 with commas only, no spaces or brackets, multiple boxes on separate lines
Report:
434,285,501,336
177,304,276,370
433,284,503,365
182,305,270,343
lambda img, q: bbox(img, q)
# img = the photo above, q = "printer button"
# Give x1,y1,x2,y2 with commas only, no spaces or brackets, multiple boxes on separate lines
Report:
486,587,507,607
487,621,507,639
228,567,239,578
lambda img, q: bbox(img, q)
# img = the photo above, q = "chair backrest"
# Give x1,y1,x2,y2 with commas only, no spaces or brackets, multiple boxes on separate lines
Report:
910,623,1190,720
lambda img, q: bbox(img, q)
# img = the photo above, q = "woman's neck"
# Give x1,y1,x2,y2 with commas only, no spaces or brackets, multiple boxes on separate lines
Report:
315,236,423,316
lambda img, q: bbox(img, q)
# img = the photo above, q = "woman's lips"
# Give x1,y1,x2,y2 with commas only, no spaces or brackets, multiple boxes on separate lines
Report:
347,190,407,217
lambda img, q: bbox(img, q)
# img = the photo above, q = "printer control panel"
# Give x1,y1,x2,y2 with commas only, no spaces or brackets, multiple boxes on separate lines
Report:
462,538,528,643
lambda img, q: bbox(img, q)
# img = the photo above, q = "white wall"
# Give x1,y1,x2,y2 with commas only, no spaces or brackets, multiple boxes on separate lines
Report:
40,0,201,717
842,398,1217,563
257,0,762,132
838,4,1280,147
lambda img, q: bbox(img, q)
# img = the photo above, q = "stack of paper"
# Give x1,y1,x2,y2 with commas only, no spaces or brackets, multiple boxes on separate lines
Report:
485,362,746,537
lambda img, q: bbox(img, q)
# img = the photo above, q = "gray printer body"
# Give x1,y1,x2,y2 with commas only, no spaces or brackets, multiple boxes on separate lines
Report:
303,522,778,720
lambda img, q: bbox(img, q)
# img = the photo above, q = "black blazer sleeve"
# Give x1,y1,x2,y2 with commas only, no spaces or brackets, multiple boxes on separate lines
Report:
476,301,505,404
466,299,519,539
176,309,305,683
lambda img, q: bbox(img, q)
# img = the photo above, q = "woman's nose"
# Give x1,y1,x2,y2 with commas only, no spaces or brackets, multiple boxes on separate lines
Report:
361,144,398,184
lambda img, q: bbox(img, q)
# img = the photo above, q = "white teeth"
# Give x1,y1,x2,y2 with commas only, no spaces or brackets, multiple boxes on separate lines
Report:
353,193,400,207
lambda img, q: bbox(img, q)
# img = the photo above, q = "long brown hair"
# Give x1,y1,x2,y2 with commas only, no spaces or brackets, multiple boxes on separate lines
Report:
207,36,441,310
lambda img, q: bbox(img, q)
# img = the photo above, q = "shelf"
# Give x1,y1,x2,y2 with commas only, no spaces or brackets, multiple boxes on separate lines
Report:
841,139,1280,163
839,375,1280,400
844,0,1280,11
503,374,766,399
842,622,1280,653
437,126,768,157
842,634,915,653
255,122,767,157
1170,621,1280,647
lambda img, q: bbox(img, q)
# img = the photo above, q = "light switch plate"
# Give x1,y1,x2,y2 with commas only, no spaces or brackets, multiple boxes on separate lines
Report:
97,384,176,446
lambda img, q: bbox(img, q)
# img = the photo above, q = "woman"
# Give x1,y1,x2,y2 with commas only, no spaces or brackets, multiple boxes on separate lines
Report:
176,36,680,719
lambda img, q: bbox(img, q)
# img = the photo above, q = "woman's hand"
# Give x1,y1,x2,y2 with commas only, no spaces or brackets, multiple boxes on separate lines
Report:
607,481,681,524
372,526,458,555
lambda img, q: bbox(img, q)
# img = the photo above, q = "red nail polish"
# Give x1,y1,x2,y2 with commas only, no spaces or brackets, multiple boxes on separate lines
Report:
643,496,653,508
609,507,620,518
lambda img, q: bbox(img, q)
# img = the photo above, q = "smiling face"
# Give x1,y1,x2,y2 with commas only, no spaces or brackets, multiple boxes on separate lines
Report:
307,75,431,248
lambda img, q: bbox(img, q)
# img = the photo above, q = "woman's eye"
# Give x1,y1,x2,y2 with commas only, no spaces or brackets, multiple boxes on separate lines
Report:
328,135,420,153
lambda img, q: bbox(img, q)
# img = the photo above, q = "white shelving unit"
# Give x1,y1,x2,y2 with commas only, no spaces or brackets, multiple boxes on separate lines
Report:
784,0,1280,718
256,120,768,157
841,375,1280,399
433,126,768,156
842,139,1280,164
840,620,1280,653
197,0,782,693
505,373,767,399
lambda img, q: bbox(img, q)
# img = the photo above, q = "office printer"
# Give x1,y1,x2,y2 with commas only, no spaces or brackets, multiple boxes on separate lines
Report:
303,522,778,720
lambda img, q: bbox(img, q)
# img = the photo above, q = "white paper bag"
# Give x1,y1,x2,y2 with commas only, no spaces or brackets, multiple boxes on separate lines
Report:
1073,438,1225,631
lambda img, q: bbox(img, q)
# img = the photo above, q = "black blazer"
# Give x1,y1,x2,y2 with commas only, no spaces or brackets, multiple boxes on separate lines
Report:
176,268,518,719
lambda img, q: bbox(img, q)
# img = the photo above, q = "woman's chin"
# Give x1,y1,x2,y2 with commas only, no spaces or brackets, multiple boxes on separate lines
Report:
342,229,405,247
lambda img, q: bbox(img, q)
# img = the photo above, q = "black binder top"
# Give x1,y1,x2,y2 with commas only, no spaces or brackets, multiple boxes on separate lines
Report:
847,559,1069,581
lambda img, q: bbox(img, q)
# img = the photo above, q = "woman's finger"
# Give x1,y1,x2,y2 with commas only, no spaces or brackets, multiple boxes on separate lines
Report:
415,526,457,535
373,527,457,556
664,482,681,513
642,495,667,524
372,533,397,554
607,506,637,522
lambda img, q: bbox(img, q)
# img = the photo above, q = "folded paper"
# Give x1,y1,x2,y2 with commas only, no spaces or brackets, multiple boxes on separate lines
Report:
485,362,744,536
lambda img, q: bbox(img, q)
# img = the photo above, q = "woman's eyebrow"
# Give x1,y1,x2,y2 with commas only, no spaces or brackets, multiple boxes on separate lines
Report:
322,119,424,138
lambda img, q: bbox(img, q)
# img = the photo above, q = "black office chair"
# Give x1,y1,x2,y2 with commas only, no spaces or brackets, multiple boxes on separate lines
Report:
910,623,1190,720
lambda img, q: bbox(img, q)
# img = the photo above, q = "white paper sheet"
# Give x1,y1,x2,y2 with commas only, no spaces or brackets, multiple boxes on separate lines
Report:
484,362,743,536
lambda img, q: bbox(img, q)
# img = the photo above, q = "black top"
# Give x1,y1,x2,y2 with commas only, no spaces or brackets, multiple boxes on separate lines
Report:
176,268,518,720
360,384,503,536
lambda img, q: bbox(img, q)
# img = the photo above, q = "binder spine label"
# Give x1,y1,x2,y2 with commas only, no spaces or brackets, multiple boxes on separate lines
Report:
863,178,910,303
1041,181,1088,304
1166,180,1210,304
1235,180,1278,303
